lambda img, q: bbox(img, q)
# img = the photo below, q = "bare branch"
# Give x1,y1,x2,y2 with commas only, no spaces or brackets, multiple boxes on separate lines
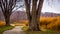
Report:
0,0,5,13
8,0,17,15
12,0,17,10
13,5,24,11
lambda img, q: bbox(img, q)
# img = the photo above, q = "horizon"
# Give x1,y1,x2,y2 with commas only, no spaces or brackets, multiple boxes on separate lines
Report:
13,10,60,14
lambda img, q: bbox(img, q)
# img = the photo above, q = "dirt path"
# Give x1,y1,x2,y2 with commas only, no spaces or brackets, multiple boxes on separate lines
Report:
3,26,26,34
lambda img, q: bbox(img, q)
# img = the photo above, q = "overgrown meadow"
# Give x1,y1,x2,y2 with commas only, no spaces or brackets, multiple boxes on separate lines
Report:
0,16,60,31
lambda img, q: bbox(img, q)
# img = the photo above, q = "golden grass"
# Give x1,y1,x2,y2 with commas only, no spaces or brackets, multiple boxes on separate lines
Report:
12,16,60,30
20,16,60,30
40,16,60,30
0,16,60,30
0,21,6,26
11,20,29,26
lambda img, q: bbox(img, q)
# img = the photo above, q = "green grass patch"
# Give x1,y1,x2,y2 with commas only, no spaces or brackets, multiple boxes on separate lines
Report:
22,26,29,31
0,26,14,34
25,31,58,34
23,26,58,34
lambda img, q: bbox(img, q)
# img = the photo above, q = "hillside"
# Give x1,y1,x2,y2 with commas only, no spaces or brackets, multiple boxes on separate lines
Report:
41,12,60,17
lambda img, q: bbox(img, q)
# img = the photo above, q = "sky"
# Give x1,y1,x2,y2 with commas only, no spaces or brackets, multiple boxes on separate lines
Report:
14,0,60,14
42,0,60,14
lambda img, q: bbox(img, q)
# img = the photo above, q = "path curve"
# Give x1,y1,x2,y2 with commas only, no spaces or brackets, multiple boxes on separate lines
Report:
3,26,26,34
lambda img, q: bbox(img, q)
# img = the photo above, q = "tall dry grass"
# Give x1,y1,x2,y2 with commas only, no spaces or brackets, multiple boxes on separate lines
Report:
0,21,6,26
40,16,60,30
0,16,60,30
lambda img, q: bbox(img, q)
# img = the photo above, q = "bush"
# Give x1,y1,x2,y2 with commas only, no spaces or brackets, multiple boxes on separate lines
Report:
0,21,6,26
22,26,29,31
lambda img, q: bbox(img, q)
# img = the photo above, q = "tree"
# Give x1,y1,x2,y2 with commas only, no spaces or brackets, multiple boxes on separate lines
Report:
0,0,17,26
25,0,44,31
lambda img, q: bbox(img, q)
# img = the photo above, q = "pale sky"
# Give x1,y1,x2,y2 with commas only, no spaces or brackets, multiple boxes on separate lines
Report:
42,0,60,14
14,0,60,14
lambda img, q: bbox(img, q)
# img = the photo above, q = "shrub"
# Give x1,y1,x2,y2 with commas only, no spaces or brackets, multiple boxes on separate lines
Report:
0,21,6,26
22,26,29,31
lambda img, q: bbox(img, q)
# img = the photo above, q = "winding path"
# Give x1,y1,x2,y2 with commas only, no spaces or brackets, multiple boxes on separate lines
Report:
3,26,26,34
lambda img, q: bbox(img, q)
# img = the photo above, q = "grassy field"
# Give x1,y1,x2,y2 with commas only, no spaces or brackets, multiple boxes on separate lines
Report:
10,16,60,31
21,16,60,31
22,16,60,34
0,16,60,30
0,26,14,34
0,16,60,34
40,16,60,30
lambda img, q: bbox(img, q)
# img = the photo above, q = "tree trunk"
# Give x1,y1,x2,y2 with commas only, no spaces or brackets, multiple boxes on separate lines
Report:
25,0,32,31
25,0,43,31
28,0,40,31
3,10,10,26
5,15,10,26
36,0,44,30
29,17,40,31
28,15,40,31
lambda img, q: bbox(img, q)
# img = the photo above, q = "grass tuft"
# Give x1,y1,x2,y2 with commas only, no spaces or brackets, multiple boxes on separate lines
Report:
0,26,14,34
